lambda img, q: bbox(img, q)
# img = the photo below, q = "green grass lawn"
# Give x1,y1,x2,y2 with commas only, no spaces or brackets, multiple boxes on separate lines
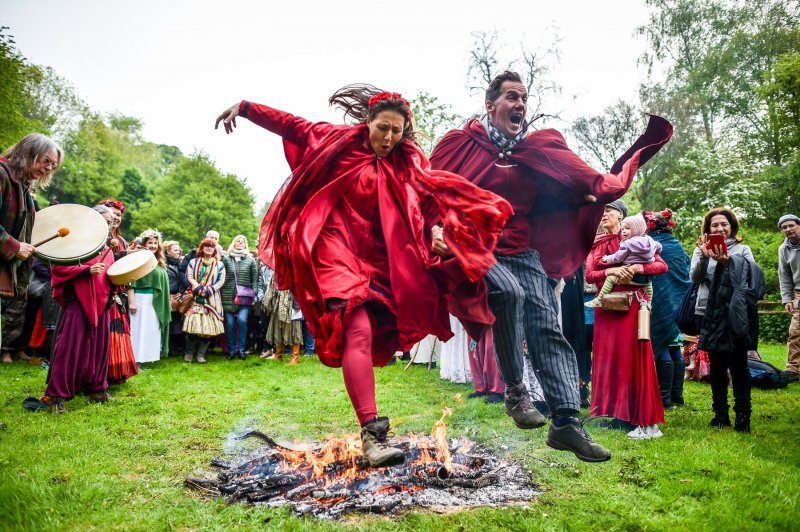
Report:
1,344,798,531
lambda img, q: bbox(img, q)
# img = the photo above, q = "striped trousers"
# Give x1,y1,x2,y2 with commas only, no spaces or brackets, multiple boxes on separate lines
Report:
485,250,581,414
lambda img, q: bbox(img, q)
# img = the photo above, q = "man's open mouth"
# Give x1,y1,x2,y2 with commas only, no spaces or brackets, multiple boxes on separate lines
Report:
509,114,523,126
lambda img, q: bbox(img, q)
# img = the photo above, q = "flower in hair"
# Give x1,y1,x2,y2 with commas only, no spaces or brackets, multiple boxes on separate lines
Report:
139,228,163,242
647,221,657,230
100,198,126,214
661,209,672,218
368,91,413,121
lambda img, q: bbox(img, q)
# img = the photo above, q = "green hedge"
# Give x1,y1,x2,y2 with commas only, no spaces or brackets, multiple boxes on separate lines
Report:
759,312,791,344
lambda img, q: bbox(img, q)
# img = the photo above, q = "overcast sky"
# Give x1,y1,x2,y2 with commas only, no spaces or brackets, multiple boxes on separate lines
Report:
3,0,653,207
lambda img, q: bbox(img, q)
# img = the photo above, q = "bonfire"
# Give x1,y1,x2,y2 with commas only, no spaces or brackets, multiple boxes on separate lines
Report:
187,408,540,519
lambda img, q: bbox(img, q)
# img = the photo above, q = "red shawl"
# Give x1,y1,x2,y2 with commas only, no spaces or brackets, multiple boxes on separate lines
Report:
429,115,673,279
51,248,114,327
252,103,512,365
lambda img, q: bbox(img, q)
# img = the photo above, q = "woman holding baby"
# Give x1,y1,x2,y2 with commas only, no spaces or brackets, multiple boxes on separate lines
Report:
585,200,669,440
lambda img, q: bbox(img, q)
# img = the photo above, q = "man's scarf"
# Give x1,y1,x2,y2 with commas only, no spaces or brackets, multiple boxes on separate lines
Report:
482,115,528,153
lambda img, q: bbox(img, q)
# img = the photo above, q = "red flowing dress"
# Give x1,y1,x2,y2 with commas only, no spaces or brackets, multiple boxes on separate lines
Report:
245,102,513,368
586,233,667,426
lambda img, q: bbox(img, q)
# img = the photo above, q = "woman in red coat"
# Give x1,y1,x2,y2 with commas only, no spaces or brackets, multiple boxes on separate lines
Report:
586,201,668,439
216,85,511,467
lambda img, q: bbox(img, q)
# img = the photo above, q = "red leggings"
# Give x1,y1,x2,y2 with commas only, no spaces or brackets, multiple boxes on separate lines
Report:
342,305,378,426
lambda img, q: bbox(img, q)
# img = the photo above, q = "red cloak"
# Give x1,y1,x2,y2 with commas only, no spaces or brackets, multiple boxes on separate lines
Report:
247,103,512,367
429,115,673,279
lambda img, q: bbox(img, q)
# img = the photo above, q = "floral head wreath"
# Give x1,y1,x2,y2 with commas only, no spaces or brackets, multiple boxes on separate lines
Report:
368,91,413,121
138,228,163,242
644,209,676,232
100,198,126,214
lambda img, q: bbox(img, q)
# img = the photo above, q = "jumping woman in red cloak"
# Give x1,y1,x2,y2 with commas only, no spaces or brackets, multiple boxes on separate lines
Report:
215,85,512,467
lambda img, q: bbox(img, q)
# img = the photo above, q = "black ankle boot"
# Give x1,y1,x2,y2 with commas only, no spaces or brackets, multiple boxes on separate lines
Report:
656,359,673,409
709,412,731,428
734,412,750,433
579,382,590,409
671,358,686,406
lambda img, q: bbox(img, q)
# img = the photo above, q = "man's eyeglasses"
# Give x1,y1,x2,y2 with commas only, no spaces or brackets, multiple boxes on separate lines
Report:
38,155,58,170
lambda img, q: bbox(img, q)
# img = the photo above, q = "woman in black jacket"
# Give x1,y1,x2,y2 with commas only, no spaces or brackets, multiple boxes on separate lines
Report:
691,208,764,432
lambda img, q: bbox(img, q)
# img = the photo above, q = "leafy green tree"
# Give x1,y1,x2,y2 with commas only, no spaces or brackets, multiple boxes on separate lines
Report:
131,154,258,248
410,92,462,155
0,27,42,149
118,168,151,234
658,144,766,243
637,0,743,146
758,51,800,163
710,1,800,166
49,114,124,205
24,65,88,142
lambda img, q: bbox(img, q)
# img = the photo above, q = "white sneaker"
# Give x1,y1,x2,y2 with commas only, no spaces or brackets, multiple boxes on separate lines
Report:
627,426,648,439
644,425,663,438
584,298,602,308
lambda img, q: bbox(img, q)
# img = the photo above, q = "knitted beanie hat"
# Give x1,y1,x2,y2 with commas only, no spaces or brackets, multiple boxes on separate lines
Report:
777,214,800,229
622,214,647,238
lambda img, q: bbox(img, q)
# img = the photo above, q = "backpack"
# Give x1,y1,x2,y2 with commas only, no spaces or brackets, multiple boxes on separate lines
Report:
674,283,700,336
748,359,789,389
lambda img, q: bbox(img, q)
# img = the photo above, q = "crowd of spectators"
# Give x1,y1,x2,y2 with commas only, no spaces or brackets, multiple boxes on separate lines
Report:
2,133,797,440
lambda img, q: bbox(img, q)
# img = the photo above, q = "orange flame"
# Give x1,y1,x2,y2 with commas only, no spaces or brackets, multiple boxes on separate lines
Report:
432,407,453,470
263,407,465,493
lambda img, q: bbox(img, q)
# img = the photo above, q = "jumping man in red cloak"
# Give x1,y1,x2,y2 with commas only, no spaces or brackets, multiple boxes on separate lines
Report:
429,71,672,462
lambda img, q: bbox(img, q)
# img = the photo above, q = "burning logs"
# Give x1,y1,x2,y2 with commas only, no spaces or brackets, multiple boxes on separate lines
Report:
187,431,540,519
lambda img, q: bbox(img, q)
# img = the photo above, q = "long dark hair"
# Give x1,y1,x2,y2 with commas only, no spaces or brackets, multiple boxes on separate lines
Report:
328,84,416,142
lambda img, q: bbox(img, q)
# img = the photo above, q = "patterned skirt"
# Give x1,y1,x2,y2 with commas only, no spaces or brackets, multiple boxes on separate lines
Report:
184,304,224,337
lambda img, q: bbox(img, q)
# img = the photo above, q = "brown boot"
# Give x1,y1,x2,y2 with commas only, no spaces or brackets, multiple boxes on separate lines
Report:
288,344,300,366
505,383,546,429
361,417,405,467
267,345,283,360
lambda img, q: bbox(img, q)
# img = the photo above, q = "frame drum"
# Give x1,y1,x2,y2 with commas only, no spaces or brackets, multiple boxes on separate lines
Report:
32,204,109,265
107,250,157,286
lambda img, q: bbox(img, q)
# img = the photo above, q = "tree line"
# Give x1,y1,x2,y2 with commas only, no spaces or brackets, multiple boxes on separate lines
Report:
3,1,799,298
0,27,258,249
409,1,799,301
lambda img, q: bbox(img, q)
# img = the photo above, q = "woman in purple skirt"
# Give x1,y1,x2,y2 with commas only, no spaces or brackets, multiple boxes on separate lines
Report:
24,241,115,414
